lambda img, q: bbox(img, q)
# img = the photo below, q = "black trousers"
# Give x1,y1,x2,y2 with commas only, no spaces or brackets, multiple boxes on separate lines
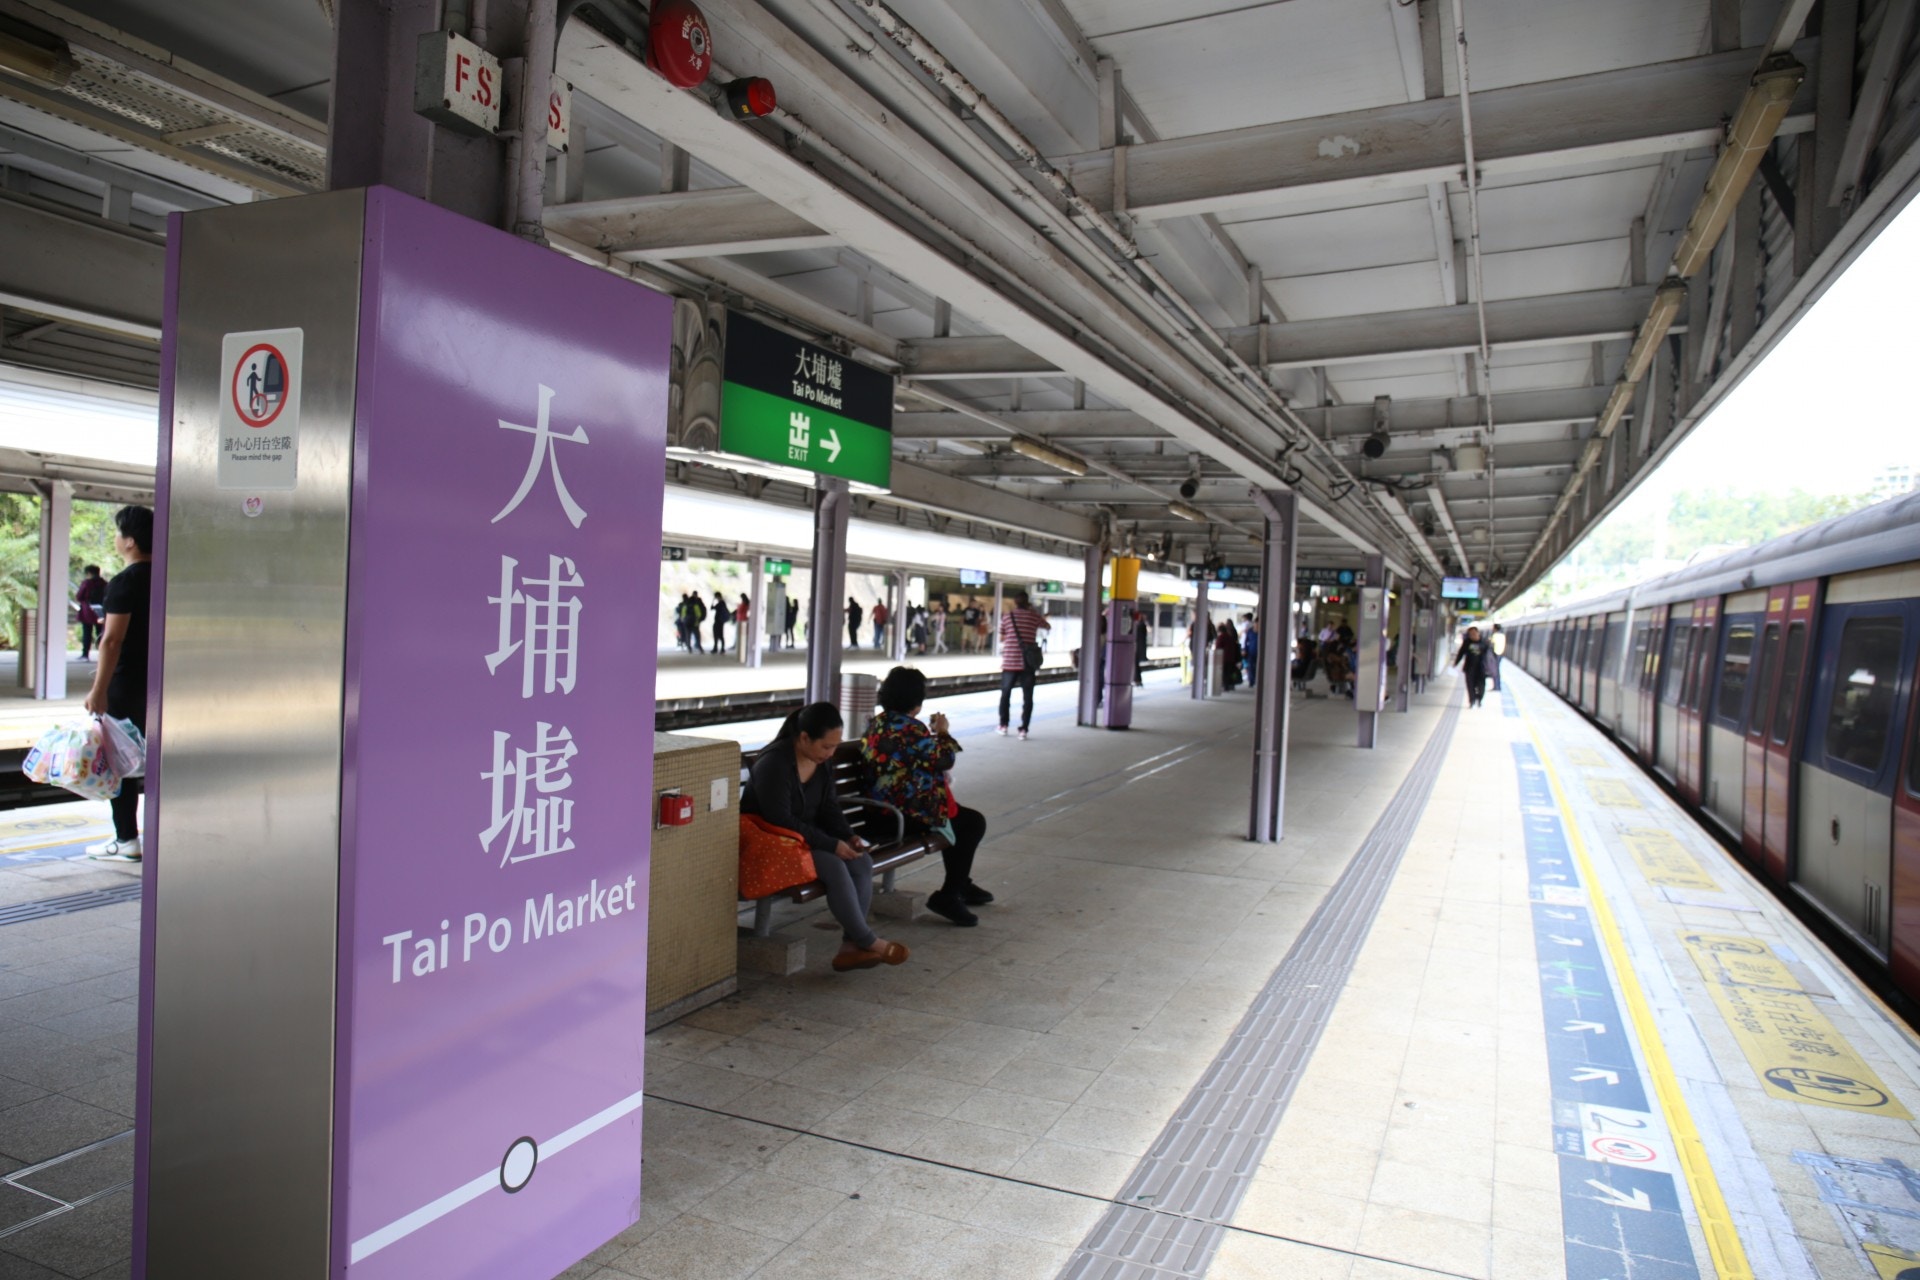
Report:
911,806,986,892
110,707,145,841
1465,670,1487,705
80,619,99,658
998,669,1036,730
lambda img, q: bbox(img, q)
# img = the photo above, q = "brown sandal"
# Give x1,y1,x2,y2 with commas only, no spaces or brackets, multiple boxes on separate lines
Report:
832,940,911,971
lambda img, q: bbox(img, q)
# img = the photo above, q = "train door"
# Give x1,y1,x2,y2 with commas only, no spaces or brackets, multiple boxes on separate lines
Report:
1639,604,1667,763
1761,580,1820,881
1893,655,1920,993
1705,598,1762,834
1677,598,1719,806
1655,605,1693,783
1580,618,1599,714
1741,588,1788,861
1621,617,1649,748
1795,593,1918,956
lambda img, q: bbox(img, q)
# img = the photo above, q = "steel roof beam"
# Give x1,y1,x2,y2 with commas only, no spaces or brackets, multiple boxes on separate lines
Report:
894,409,1161,441
886,460,1101,544
0,194,162,339
905,288,1667,377
544,187,839,259
1051,44,1814,222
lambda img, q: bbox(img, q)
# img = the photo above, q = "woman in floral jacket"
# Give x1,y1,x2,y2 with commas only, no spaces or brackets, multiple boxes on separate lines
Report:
862,666,992,926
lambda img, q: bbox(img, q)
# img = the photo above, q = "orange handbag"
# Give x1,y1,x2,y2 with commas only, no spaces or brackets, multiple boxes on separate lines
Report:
739,814,818,899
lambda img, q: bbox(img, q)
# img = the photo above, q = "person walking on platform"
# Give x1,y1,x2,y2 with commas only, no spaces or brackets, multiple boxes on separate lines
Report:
960,598,983,653
689,592,707,653
1214,617,1243,691
85,506,153,862
863,666,992,927
930,601,950,654
846,598,863,649
785,596,799,648
75,564,106,661
673,593,691,651
996,591,1050,738
871,598,889,650
710,590,729,656
1489,623,1507,691
1454,625,1491,709
743,703,908,972
1132,608,1149,686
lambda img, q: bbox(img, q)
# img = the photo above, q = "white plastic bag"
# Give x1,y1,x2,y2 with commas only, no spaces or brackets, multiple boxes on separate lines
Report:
20,720,120,801
99,716,145,780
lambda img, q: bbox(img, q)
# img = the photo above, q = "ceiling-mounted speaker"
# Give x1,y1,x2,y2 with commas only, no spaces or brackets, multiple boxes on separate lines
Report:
648,0,713,88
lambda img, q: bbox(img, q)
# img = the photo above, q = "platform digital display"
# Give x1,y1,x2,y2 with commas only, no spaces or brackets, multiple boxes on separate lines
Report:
721,312,892,488
1442,576,1481,599
958,568,989,586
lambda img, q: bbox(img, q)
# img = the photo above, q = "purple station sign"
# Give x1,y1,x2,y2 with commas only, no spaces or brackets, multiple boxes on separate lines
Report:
335,193,668,1276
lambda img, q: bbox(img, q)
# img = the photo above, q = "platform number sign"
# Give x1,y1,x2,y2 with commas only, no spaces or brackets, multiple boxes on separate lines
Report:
217,327,302,491
720,312,893,488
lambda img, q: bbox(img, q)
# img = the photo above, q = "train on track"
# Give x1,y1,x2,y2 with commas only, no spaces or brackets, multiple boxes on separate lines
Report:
1504,491,1920,1000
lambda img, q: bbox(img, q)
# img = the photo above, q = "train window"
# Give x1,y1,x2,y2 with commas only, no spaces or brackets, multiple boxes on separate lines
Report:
1716,623,1756,725
1747,624,1778,738
1662,626,1691,706
1771,623,1806,745
1821,616,1904,772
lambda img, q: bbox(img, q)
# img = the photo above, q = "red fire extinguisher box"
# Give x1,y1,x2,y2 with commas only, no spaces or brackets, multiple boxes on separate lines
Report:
658,791,695,827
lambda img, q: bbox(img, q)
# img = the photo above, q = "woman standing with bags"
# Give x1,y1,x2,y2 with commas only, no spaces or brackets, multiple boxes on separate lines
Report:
996,590,1050,738
742,702,909,971
862,667,992,927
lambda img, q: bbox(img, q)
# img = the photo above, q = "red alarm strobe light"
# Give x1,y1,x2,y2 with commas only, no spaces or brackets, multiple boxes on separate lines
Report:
722,77,776,119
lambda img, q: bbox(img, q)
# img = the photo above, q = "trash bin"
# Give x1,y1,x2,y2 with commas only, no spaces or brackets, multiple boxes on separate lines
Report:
16,609,35,690
839,671,878,734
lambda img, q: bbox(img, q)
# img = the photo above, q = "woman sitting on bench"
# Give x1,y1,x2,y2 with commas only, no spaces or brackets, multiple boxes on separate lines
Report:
743,702,910,973
862,666,993,928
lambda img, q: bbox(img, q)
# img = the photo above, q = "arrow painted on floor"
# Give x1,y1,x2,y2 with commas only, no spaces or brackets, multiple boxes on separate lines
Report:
1563,1020,1608,1034
1571,1067,1621,1085
1548,935,1585,947
1583,1180,1652,1211
821,427,842,462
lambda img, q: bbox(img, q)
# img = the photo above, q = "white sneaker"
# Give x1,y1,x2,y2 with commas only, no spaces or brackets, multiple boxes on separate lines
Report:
86,837,142,862
997,726,1010,736
1018,729,1029,740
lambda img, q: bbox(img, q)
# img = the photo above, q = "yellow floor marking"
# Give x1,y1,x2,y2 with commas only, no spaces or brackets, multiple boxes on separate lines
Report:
1529,725,1754,1280
1620,828,1721,892
1865,1242,1920,1278
1679,932,1910,1118
1567,746,1609,768
1586,776,1642,809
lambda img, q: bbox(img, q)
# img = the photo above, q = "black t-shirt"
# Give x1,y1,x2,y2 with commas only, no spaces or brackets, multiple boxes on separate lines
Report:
104,560,152,720
962,607,982,625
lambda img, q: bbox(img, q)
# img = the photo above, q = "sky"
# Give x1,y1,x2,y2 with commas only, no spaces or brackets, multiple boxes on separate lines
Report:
1603,189,1920,513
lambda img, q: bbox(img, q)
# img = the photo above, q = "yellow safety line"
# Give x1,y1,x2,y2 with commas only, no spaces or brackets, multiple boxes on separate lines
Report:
1527,721,1754,1280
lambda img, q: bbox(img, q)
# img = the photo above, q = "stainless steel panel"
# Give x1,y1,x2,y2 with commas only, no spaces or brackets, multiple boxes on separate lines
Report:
1795,762,1895,954
1705,725,1745,833
147,191,364,1276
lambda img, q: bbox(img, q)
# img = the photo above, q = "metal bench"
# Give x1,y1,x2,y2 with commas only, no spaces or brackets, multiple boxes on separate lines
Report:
739,741,949,938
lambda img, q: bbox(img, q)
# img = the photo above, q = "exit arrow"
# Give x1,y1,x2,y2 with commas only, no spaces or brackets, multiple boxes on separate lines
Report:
821,427,842,462
1571,1067,1620,1085
1583,1179,1652,1211
1564,1020,1608,1034
1549,935,1585,947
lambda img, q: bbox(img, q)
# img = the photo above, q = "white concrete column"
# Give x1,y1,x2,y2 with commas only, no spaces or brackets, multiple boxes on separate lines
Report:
1078,545,1106,727
806,479,849,705
745,556,764,669
889,571,907,662
34,481,71,700
991,581,1004,657
1190,578,1210,701
1250,491,1296,841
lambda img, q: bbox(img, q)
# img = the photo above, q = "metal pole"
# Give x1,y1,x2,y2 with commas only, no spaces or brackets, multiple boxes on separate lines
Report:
34,480,70,700
991,580,1004,658
1250,492,1296,841
1190,577,1210,700
1078,544,1105,726
745,554,764,668
1396,578,1415,712
890,571,907,662
805,477,849,705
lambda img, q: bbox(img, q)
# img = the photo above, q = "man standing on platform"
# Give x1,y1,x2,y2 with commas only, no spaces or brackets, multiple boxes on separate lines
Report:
847,597,863,649
871,598,889,651
1489,623,1506,691
85,506,153,862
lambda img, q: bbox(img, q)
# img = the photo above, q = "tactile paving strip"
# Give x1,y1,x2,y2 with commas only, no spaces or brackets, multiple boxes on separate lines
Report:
0,882,142,927
1059,697,1465,1279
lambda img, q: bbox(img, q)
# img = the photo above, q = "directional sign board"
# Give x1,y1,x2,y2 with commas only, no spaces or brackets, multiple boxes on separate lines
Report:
661,545,687,562
1185,564,1262,585
721,312,892,487
1297,567,1363,588
765,558,793,576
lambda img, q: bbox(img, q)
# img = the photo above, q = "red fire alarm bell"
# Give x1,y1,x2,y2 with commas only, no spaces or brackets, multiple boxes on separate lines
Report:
658,791,695,827
647,0,713,88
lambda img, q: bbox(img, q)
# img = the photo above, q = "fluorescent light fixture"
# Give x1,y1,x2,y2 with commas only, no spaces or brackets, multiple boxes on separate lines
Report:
1007,436,1088,476
1670,56,1804,278
1168,499,1206,522
1453,444,1486,472
664,446,889,495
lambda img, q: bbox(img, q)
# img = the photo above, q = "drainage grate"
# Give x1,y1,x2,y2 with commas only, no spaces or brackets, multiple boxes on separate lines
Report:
0,882,143,927
1059,696,1464,1279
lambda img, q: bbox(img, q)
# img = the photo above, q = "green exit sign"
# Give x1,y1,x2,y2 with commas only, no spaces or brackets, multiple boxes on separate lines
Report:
765,558,793,576
721,313,893,488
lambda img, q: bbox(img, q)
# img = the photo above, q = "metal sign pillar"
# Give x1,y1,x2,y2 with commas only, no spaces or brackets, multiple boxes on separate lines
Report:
1250,492,1297,842
745,556,764,669
1078,544,1106,726
889,571,908,661
33,480,71,700
1189,577,1210,700
806,478,849,705
991,581,1004,657
1357,553,1387,748
1395,580,1415,712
